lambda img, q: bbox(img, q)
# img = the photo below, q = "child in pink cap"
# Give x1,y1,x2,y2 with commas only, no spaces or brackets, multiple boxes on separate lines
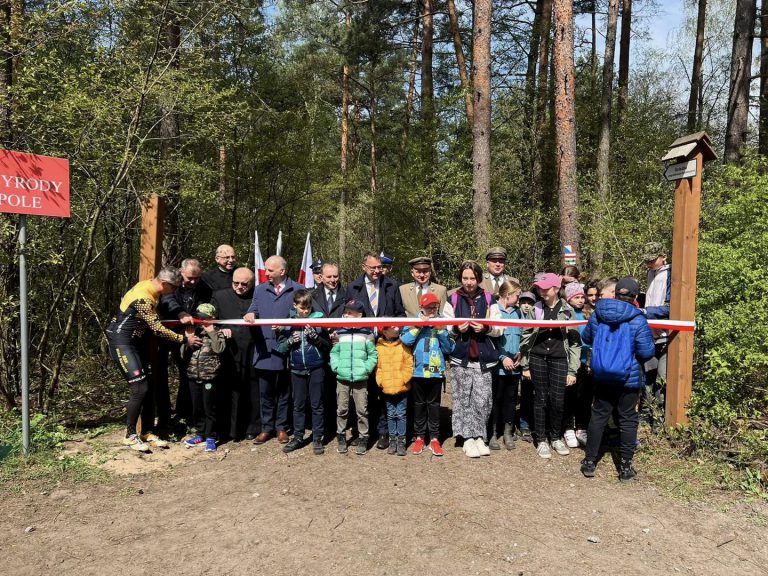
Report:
519,273,582,459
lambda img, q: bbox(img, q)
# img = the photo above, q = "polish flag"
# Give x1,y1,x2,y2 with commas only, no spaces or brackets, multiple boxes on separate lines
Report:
254,231,266,285
297,232,314,288
276,230,283,256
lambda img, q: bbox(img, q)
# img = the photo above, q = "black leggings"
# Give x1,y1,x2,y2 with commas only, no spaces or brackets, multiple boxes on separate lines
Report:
109,341,154,436
488,373,520,437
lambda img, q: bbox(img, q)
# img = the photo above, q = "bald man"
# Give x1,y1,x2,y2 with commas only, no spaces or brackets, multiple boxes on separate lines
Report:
203,244,237,292
244,255,304,444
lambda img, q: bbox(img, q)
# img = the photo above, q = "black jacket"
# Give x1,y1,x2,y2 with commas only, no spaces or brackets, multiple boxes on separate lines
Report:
203,267,233,293
345,275,405,318
312,284,345,318
211,287,257,368
158,282,212,320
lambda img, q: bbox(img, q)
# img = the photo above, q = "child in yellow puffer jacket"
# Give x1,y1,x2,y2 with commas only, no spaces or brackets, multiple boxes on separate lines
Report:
376,326,414,456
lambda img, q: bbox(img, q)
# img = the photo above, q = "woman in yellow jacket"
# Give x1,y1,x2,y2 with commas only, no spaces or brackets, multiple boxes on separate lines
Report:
376,326,414,456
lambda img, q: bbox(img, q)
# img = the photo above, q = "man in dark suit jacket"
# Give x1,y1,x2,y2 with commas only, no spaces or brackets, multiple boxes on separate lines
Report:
345,252,405,449
312,262,345,318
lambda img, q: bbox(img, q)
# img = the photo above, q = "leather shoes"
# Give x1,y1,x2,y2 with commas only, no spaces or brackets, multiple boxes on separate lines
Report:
244,433,257,441
253,432,271,445
277,430,290,443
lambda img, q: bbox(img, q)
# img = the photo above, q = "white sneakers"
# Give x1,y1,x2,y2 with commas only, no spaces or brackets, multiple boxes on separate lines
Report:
463,438,481,458
575,429,588,446
140,433,169,449
564,429,579,449
475,438,491,456
551,439,570,456
123,434,150,452
536,441,552,459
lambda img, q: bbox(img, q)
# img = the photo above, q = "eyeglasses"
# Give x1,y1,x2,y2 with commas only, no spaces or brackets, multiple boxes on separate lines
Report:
232,281,250,287
365,265,383,271
217,255,236,260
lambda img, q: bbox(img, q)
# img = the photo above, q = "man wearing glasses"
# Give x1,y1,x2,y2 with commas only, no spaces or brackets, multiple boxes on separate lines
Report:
106,267,202,452
345,252,405,449
212,267,260,441
399,256,447,317
203,244,237,292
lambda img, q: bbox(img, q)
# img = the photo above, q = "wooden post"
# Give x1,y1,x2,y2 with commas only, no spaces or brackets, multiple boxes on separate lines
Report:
661,132,716,426
139,193,165,281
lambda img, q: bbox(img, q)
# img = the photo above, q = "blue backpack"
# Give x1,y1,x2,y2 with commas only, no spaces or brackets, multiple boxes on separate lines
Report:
590,321,633,383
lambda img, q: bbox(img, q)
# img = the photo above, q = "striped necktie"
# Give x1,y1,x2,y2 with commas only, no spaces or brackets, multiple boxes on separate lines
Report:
369,282,379,315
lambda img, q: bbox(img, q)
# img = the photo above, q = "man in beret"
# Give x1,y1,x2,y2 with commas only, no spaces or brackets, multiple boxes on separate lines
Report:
400,256,448,317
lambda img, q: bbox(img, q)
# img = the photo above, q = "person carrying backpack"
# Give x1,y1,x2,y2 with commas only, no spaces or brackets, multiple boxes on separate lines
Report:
579,277,655,482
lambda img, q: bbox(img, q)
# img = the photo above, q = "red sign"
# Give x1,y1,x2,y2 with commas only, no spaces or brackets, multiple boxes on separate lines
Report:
0,149,70,218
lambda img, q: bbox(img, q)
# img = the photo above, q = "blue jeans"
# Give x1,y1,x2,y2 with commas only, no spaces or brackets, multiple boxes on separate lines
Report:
385,393,407,437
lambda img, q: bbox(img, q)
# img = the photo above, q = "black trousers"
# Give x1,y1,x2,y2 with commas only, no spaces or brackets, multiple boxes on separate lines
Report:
562,365,594,432
190,378,217,439
488,373,520,437
258,369,291,434
291,368,325,438
412,377,442,439
530,353,569,442
154,338,190,429
108,340,154,437
585,385,640,463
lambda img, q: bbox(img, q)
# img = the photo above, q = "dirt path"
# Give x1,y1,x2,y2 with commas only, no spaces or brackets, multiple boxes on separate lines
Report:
3,429,767,576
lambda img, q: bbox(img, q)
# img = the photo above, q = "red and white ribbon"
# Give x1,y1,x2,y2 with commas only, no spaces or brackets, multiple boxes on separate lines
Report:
164,316,695,332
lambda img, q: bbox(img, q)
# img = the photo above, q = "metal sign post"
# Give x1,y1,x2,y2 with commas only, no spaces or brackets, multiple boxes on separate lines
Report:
19,214,29,454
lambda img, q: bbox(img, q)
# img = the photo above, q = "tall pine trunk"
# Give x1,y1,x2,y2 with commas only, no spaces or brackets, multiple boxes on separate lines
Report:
160,8,181,265
590,1,597,97
759,0,768,155
616,0,631,124
724,0,756,165
339,5,351,266
400,5,419,158
447,0,473,124
421,0,435,169
532,0,552,196
525,0,543,178
591,0,619,277
553,0,580,261
688,0,707,133
471,0,492,249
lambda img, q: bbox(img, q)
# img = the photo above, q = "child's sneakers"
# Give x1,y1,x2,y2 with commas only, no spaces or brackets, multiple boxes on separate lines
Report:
575,429,588,446
536,441,552,459
312,438,324,455
551,439,570,456
123,434,150,452
205,438,217,452
563,429,579,449
475,437,491,456
336,434,348,454
184,434,204,448
282,436,303,453
428,438,443,457
387,436,398,455
411,437,426,455
396,436,407,457
139,433,169,449
463,438,481,458
356,436,368,455
619,460,637,482
580,458,596,477
519,427,533,443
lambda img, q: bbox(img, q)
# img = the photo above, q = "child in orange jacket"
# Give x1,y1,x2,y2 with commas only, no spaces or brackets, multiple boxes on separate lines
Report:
376,325,414,456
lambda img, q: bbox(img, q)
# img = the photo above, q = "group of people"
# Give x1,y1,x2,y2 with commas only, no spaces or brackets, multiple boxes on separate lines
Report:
106,241,671,481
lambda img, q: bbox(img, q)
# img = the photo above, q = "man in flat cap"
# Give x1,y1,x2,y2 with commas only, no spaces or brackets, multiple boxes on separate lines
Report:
400,256,448,317
481,247,516,299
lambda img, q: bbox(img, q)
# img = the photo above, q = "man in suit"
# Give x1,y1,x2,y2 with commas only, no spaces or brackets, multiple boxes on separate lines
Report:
481,247,518,299
400,256,447,317
345,251,405,448
312,262,344,318
243,255,303,445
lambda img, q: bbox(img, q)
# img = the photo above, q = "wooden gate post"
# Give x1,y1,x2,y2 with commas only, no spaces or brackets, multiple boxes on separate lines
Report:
139,193,165,280
660,132,716,427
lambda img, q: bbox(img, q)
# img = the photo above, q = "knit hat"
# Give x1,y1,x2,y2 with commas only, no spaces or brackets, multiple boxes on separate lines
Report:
532,273,561,291
564,282,585,302
419,292,440,308
343,299,365,314
195,302,217,319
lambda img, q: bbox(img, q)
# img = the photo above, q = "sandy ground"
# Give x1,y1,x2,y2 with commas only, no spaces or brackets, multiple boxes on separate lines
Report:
3,424,767,576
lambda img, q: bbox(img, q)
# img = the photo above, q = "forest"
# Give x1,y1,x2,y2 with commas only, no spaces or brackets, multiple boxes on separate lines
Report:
0,0,766,490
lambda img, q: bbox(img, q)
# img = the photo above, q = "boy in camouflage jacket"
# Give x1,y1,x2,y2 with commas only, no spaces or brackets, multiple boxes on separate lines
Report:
182,302,226,451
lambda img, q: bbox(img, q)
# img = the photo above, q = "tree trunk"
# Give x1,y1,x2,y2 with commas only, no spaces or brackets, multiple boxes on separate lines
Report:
471,0,492,249
421,0,436,168
0,0,12,146
525,0,543,143
339,4,351,266
160,7,181,265
590,1,597,97
218,145,226,202
616,0,632,124
591,0,619,277
687,0,707,133
532,0,553,197
448,0,473,124
369,66,378,245
552,0,580,262
724,0,756,165
759,0,768,155
400,4,419,158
